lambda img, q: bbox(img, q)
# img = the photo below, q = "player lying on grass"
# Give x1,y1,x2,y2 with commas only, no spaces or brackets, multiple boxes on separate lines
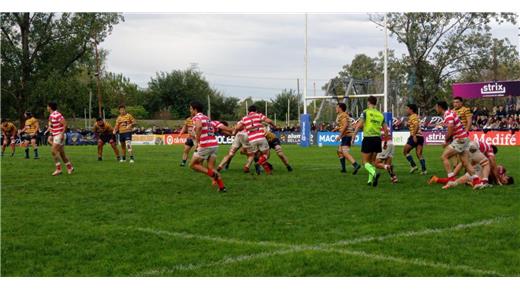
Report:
233,105,276,175
93,118,120,161
1,119,17,157
332,103,361,174
435,101,482,187
47,101,74,176
265,130,293,172
189,101,226,192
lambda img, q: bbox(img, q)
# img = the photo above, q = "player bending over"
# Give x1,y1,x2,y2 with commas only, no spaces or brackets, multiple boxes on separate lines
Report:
265,130,293,172
435,101,481,187
403,104,427,174
47,101,74,176
189,101,226,192
1,119,17,157
93,117,120,161
19,111,40,159
376,128,398,184
113,105,136,163
332,103,361,174
233,105,276,175
352,96,395,187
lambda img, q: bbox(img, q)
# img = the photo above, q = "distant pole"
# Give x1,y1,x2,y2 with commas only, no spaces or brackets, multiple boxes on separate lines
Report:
303,13,308,115
287,97,290,125
245,100,248,115
274,113,277,126
88,89,92,127
207,95,211,119
383,13,389,113
84,108,87,129
313,81,316,114
297,78,300,121
93,37,103,118
265,100,268,116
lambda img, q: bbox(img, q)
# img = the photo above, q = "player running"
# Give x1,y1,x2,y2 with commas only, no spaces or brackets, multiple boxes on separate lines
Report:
352,96,395,187
1,119,17,157
403,104,427,174
19,111,40,159
179,116,195,167
93,117,120,161
217,124,251,172
47,101,74,176
265,130,293,172
435,101,481,186
189,101,226,192
233,105,276,175
332,103,361,174
113,105,136,163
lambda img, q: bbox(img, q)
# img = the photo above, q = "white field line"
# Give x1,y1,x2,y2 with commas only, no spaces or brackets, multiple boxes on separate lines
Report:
135,217,509,276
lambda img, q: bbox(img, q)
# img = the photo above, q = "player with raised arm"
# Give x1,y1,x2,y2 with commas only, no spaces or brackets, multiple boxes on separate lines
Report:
189,101,226,192
351,96,394,187
403,104,427,174
19,111,40,159
332,103,361,174
113,105,136,163
93,117,120,161
179,116,195,167
1,119,17,157
47,101,74,176
233,105,276,175
435,101,481,188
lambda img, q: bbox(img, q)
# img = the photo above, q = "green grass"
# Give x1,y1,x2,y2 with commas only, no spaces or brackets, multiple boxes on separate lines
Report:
1,144,519,276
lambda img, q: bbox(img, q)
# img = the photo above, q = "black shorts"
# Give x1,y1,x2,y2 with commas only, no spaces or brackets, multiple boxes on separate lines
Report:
406,135,424,148
268,138,281,149
21,134,37,141
119,132,132,143
100,134,116,144
340,136,353,147
361,136,382,153
185,138,194,147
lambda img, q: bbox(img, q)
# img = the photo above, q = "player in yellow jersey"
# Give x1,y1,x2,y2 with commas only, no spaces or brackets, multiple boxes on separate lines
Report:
113,105,136,163
453,97,473,134
332,103,361,174
179,116,195,167
1,119,17,157
19,111,40,159
403,104,427,174
265,130,293,172
93,117,120,161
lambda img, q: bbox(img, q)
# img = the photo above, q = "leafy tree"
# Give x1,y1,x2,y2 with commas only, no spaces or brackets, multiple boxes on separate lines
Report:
271,89,301,122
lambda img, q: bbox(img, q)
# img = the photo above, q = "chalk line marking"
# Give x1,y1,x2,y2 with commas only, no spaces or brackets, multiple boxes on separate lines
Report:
135,217,509,276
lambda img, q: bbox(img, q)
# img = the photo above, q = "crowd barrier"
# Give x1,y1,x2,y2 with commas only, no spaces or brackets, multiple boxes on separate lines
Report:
58,130,519,146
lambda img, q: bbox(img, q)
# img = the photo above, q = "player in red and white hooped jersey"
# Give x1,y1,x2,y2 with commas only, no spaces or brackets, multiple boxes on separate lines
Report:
217,127,250,172
435,101,481,188
189,101,226,192
233,105,276,175
47,101,74,176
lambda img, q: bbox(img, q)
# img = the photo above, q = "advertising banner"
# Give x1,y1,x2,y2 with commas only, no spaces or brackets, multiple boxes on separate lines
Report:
300,114,311,147
469,131,520,146
392,131,410,146
131,134,163,145
422,130,447,145
452,80,520,98
164,133,191,145
316,132,363,146
66,133,96,145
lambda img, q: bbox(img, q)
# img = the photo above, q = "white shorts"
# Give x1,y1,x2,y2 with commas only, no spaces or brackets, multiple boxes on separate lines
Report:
248,138,269,154
232,132,250,150
377,141,394,160
449,137,470,153
193,146,218,161
52,135,65,146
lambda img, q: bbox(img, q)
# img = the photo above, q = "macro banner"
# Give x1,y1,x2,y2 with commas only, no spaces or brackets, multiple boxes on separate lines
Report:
469,131,520,146
316,132,363,146
452,80,520,98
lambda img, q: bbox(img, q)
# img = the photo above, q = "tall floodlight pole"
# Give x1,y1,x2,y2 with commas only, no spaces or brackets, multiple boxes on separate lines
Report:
207,95,211,119
384,14,389,113
303,13,308,115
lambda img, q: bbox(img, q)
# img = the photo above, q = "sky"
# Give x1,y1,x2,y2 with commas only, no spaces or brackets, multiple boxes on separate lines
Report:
100,13,519,101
